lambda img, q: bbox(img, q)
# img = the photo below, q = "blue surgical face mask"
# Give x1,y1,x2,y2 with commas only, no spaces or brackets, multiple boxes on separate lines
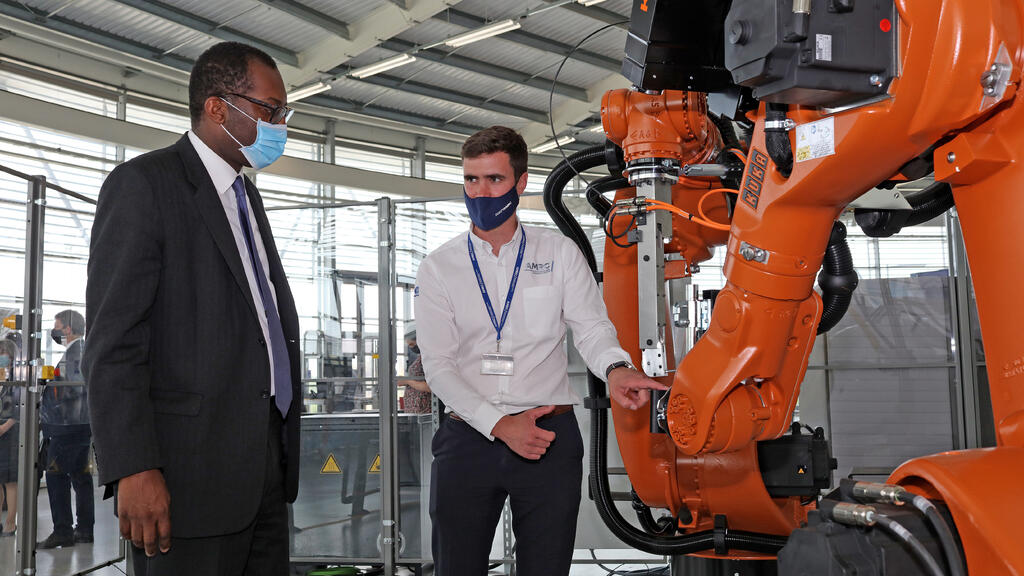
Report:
464,185,519,231
0,356,10,369
220,97,288,170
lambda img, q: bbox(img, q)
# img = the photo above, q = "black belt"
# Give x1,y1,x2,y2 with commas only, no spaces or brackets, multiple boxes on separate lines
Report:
449,404,574,423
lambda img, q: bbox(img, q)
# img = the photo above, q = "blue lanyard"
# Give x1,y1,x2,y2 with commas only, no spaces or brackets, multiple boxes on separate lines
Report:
467,227,527,346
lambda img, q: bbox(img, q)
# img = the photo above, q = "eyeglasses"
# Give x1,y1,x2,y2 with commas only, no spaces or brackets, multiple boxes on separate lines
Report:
224,93,294,124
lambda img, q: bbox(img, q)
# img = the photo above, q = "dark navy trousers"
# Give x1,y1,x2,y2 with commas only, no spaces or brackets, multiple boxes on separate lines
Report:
430,410,583,576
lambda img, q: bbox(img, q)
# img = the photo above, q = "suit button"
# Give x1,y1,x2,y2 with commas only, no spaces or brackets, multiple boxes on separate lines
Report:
261,390,270,399
257,336,266,346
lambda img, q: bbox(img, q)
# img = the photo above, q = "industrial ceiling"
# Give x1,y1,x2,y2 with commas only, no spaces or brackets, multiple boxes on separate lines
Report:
0,0,635,166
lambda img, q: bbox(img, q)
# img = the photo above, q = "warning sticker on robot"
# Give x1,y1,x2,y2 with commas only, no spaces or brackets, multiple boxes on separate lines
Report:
815,34,832,62
795,117,835,163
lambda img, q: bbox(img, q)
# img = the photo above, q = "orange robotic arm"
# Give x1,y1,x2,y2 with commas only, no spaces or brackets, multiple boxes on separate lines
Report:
590,0,1024,572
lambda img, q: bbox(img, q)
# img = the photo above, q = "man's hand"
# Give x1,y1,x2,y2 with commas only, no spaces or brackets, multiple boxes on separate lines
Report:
491,406,557,460
608,367,670,410
117,468,171,556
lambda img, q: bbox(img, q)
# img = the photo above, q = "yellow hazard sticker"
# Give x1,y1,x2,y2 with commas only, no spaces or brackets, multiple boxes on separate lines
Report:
368,454,381,473
320,453,341,474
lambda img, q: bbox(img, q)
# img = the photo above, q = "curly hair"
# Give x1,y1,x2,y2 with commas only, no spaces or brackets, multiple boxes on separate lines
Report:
461,126,528,180
188,42,277,125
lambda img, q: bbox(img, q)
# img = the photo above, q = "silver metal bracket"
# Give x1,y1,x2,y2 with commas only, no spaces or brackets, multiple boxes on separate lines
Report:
764,118,796,131
635,179,671,378
980,43,1013,111
739,241,768,263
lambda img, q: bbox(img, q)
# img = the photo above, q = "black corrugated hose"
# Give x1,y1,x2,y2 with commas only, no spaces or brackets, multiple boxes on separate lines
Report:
765,103,793,178
854,181,955,238
543,145,609,273
816,221,859,334
586,175,626,219
543,140,790,556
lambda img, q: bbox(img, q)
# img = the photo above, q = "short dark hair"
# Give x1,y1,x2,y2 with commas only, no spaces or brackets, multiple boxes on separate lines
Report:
461,126,528,179
55,309,85,337
188,42,278,125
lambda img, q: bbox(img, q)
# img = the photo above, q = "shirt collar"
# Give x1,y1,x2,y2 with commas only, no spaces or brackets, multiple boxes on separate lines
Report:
187,130,243,196
469,220,523,258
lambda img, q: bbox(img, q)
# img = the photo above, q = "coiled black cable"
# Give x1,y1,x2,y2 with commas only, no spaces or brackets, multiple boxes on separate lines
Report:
587,373,790,555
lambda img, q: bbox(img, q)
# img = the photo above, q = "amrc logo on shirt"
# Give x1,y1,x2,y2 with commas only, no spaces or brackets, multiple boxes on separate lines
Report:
524,261,553,274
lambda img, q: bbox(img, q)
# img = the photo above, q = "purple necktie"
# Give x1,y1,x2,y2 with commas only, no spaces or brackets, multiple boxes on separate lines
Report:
232,176,292,417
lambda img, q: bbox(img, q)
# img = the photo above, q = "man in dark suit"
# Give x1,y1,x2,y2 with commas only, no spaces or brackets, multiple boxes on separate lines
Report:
38,309,94,549
84,41,302,575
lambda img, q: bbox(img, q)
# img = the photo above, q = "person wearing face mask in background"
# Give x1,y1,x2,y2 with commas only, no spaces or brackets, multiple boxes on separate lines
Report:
0,338,20,536
37,309,92,549
84,42,302,575
414,126,669,575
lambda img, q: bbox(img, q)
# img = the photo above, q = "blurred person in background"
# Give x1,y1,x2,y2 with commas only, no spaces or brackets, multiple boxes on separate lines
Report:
0,338,20,535
38,309,93,549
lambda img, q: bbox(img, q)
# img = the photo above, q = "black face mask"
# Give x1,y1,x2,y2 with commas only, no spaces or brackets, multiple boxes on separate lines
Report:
51,330,65,346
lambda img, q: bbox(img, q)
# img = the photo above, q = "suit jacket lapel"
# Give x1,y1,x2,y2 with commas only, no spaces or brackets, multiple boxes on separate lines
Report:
175,135,260,321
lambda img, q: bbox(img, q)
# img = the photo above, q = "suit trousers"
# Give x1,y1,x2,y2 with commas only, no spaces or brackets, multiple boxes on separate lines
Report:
430,410,583,576
131,402,288,576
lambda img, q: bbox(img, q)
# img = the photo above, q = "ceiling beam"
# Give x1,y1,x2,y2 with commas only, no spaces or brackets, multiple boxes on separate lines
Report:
0,88,463,199
0,12,190,84
109,0,299,67
285,0,456,90
355,74,550,124
304,94,479,136
520,72,626,147
436,9,621,73
0,1,194,73
376,38,589,102
252,0,350,40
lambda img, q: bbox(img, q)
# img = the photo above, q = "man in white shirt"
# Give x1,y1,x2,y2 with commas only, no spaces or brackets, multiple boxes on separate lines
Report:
416,126,667,575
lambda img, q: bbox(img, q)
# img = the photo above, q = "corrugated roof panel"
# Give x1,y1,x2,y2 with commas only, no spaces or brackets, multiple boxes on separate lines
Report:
443,0,532,22
27,0,204,55
300,0,393,24
164,0,332,52
450,108,531,131
326,78,399,105
519,8,627,56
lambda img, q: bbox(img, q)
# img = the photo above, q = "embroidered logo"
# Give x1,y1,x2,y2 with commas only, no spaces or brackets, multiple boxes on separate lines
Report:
524,261,553,274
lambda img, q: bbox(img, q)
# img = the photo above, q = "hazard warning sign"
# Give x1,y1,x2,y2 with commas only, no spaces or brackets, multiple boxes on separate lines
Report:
320,453,341,474
368,454,381,473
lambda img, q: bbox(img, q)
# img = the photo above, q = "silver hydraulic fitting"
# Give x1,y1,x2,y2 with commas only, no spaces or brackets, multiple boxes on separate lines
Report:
832,502,877,527
852,481,907,505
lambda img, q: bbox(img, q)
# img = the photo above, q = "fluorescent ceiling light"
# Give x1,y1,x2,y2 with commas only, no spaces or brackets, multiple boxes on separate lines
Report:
444,19,522,48
287,81,331,101
350,54,417,79
588,124,605,133
531,136,576,153
578,0,608,5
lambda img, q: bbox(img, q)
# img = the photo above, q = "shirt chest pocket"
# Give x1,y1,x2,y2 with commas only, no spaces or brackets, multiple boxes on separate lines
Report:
522,286,561,338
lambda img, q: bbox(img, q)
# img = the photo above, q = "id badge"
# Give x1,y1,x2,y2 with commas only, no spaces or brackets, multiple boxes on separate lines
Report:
481,353,514,376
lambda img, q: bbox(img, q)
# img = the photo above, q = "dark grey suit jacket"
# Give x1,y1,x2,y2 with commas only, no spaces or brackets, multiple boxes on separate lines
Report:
84,134,302,538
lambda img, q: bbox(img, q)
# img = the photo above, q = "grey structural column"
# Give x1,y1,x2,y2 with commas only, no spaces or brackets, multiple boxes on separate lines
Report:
946,211,981,449
376,197,399,575
15,176,45,575
412,136,426,179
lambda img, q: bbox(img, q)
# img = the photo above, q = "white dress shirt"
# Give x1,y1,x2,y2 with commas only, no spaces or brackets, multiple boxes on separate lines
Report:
415,222,631,439
187,131,281,396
